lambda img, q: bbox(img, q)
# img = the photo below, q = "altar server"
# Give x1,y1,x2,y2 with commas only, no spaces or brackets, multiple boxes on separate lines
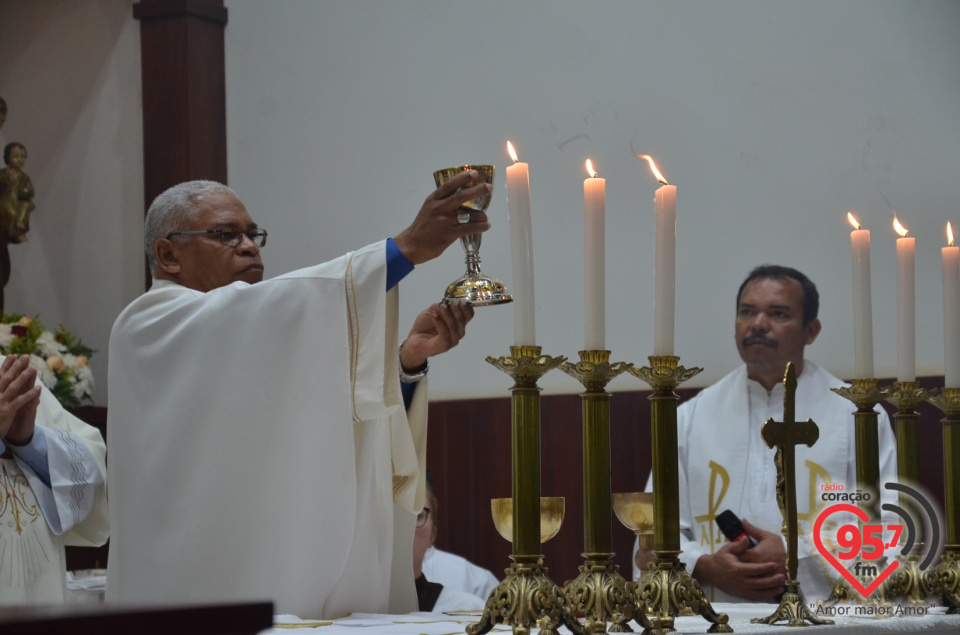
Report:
634,265,897,602
107,176,485,618
0,354,108,604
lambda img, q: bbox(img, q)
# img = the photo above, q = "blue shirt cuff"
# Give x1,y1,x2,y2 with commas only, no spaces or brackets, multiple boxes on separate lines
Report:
386,237,414,291
5,427,51,487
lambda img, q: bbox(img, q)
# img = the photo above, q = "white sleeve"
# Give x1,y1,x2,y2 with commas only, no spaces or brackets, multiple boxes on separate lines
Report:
13,386,107,538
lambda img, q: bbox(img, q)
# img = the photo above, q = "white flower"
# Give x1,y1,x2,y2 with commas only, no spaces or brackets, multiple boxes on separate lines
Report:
36,331,65,357
28,354,57,390
0,324,13,348
73,366,94,399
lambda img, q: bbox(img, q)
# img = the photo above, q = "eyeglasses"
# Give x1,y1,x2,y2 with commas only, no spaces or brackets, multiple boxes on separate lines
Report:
166,228,268,248
416,507,432,528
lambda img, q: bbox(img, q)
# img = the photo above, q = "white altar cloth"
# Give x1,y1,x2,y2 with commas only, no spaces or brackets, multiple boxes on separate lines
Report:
266,604,960,634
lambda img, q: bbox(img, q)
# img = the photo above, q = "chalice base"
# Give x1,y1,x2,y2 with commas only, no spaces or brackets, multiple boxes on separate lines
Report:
564,554,649,633
466,559,585,635
637,557,731,634
442,271,512,306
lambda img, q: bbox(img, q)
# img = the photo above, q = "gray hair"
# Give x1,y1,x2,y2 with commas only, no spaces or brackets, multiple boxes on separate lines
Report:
144,180,238,271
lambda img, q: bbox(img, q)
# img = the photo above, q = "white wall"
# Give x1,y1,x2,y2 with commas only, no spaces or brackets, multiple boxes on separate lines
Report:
0,0,144,405
224,0,960,399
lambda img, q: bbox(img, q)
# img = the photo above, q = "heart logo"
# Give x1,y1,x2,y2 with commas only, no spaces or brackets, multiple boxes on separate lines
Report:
813,503,899,598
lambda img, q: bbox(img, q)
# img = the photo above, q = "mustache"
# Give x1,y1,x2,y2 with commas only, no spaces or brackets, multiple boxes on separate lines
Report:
742,335,777,348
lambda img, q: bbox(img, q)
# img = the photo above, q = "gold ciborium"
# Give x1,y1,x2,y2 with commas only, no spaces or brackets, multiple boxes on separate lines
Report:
492,496,565,544
433,165,512,306
612,492,654,552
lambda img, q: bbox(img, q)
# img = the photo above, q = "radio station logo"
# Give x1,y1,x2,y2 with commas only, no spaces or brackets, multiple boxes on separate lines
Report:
813,481,942,599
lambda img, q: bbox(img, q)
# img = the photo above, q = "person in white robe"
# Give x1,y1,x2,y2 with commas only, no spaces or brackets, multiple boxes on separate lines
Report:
0,354,109,605
422,546,499,601
107,176,489,619
413,475,486,613
633,265,896,603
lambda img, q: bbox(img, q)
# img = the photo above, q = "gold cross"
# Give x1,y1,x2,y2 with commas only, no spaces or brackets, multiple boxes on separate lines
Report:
760,362,820,583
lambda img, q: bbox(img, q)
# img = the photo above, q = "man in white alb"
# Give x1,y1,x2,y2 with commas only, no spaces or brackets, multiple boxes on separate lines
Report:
0,354,108,604
634,265,897,602
107,175,488,618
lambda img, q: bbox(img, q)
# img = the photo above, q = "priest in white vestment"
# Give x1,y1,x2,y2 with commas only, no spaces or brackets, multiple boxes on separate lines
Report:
633,265,896,603
107,177,488,619
0,354,109,605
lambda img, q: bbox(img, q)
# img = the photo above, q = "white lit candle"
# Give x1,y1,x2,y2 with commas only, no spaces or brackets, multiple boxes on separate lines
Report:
506,141,535,346
638,155,676,356
894,215,916,382
848,212,874,378
943,222,960,387
583,159,606,350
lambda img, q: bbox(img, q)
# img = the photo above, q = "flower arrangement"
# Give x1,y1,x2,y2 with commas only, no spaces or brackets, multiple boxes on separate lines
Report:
0,313,94,409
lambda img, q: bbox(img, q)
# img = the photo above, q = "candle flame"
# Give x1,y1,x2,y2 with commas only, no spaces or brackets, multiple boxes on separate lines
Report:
585,158,597,178
636,154,668,185
893,215,909,238
847,212,861,230
949,221,955,247
507,141,519,164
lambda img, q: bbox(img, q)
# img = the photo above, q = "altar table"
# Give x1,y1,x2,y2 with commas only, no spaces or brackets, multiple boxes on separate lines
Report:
266,603,960,635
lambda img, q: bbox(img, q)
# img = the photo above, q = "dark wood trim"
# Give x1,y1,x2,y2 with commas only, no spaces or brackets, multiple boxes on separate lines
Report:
0,602,272,635
133,0,228,290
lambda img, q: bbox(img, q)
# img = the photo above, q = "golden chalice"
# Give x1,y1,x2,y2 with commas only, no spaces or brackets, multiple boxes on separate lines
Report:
433,165,512,306
612,492,654,551
491,496,565,544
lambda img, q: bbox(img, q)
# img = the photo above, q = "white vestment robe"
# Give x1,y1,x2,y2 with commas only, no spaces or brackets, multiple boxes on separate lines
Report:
422,546,499,600
106,240,428,619
0,381,109,605
635,361,897,602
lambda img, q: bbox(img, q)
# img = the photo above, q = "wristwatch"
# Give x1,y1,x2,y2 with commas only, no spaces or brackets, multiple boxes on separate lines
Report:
398,344,429,383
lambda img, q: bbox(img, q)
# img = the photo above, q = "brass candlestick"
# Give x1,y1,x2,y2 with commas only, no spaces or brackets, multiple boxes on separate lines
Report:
824,378,892,609
629,355,731,635
560,350,647,634
881,381,939,606
468,346,583,635
750,363,833,627
928,387,960,613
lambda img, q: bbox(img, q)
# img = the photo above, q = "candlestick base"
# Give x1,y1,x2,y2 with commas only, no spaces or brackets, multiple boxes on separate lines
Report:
752,579,833,626
637,555,731,634
927,550,960,614
564,555,650,633
467,558,584,635
884,549,941,607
